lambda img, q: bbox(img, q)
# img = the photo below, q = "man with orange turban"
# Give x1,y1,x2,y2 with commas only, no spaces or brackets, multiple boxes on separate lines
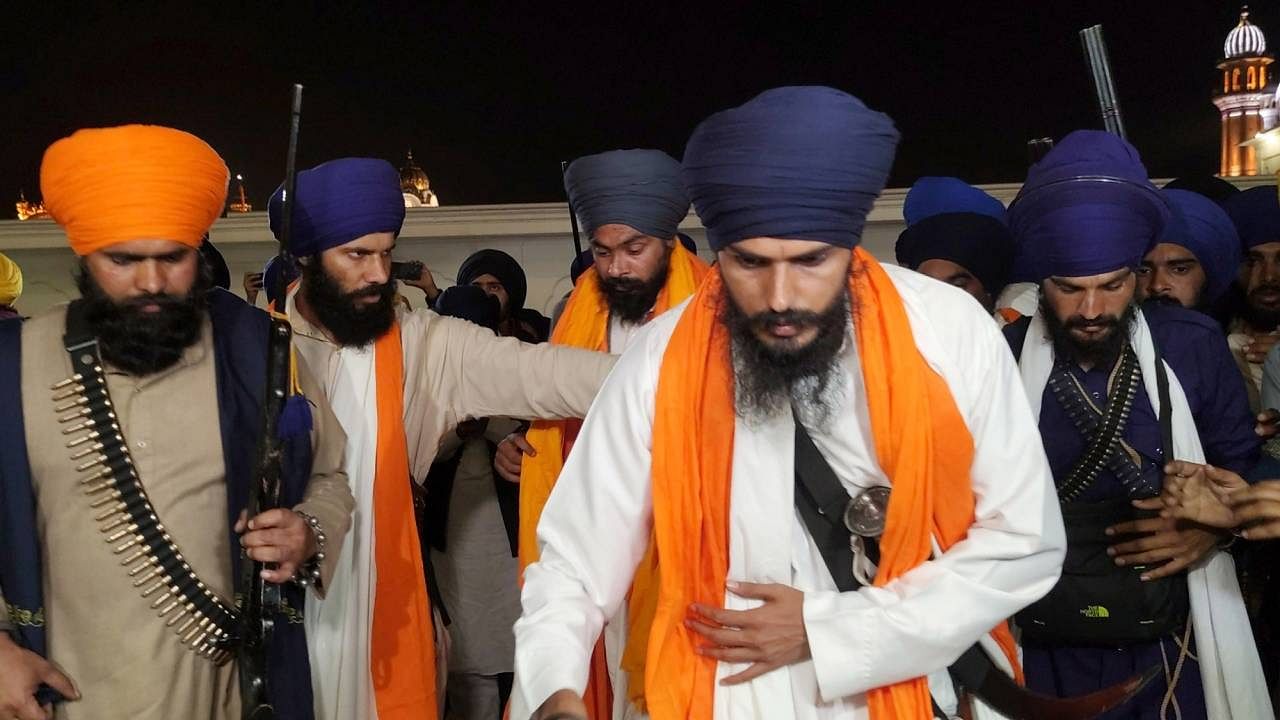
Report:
511,87,1066,720
0,125,354,720
267,157,615,720
507,148,707,720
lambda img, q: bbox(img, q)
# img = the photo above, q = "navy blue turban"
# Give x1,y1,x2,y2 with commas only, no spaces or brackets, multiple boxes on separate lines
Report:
1224,186,1280,250
564,149,689,241
896,177,1014,296
199,236,231,290
682,86,899,252
1158,189,1241,304
457,249,527,313
268,157,405,257
1009,130,1168,281
569,249,593,285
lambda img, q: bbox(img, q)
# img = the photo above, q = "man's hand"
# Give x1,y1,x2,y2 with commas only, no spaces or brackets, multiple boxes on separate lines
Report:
402,264,440,303
685,581,810,685
1106,508,1222,581
495,433,536,484
236,509,319,583
0,633,78,720
1257,410,1280,439
533,688,587,720
1244,332,1280,364
1159,462,1241,528
1229,480,1280,540
243,272,264,306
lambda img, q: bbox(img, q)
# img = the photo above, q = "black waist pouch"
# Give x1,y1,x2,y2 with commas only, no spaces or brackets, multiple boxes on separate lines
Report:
1017,498,1189,646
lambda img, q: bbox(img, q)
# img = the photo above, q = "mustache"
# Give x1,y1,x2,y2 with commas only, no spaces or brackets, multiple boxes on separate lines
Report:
1063,315,1122,332
348,283,390,299
599,276,648,293
747,309,825,334
1250,283,1280,297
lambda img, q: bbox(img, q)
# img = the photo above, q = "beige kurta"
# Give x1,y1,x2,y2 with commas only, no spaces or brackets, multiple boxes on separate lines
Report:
284,298,615,719
0,302,353,720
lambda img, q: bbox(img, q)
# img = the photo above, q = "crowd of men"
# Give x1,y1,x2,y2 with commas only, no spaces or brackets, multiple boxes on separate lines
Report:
4,84,1280,720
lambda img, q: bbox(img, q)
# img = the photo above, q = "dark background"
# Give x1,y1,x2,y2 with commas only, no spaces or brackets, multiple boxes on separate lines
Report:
0,1,1268,215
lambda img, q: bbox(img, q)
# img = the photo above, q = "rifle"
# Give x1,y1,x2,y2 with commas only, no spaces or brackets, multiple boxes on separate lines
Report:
561,160,583,256
1080,25,1127,139
237,83,303,720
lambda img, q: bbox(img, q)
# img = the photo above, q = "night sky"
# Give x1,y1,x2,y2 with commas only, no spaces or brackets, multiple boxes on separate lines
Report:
0,1,1269,216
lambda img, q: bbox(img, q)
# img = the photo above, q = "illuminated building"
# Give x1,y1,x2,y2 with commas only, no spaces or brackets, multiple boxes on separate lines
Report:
400,150,439,207
228,174,253,213
1214,7,1277,176
15,190,48,221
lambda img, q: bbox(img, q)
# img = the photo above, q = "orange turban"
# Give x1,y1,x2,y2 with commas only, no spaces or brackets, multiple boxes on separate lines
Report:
40,125,229,256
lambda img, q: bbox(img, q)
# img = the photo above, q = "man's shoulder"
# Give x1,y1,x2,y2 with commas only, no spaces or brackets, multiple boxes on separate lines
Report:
19,303,68,350
882,264,1001,344
1142,303,1229,350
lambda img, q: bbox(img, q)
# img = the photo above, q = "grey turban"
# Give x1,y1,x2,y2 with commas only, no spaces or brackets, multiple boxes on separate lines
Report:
564,149,690,240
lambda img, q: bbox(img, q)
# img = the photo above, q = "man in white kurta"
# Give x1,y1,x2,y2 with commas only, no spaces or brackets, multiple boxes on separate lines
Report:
512,86,1065,720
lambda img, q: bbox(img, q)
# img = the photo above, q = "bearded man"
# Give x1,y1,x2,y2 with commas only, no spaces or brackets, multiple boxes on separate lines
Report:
269,157,616,720
512,86,1064,720
0,125,352,720
1004,130,1267,720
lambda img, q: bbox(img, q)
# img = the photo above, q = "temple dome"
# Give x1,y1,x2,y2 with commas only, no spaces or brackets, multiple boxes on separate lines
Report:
1226,8,1267,59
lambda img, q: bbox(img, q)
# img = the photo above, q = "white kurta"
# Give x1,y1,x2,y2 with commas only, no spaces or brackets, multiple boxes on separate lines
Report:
512,267,1067,720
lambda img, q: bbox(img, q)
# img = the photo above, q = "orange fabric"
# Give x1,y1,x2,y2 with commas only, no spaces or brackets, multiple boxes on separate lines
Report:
518,243,708,717
644,250,1021,720
996,307,1023,325
40,125,229,256
371,322,438,718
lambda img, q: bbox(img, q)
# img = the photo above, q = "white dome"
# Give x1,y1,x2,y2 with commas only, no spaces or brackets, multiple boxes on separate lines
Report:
1226,9,1267,58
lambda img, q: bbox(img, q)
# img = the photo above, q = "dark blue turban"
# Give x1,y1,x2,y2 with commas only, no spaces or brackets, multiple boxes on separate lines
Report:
902,176,1006,226
682,86,899,252
1224,186,1280,250
1008,130,1168,281
564,149,689,240
569,249,594,285
1158,189,1241,304
268,157,405,257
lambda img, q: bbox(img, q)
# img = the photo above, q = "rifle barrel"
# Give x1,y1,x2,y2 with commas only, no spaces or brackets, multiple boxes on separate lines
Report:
275,84,304,305
561,160,583,257
1080,25,1127,139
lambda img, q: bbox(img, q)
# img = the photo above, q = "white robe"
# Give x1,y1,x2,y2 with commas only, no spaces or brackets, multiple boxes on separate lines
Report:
512,267,1067,720
1017,308,1274,720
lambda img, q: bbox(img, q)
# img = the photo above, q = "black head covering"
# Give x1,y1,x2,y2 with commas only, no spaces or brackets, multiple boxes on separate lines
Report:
457,249,527,313
1163,175,1241,206
199,235,231,290
434,284,501,332
564,149,689,240
569,249,594,285
895,213,1016,297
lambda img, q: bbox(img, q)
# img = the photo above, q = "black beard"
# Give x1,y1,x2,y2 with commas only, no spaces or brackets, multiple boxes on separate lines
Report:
75,260,210,376
600,249,671,324
1241,283,1280,331
301,258,397,347
723,286,850,425
1041,294,1137,368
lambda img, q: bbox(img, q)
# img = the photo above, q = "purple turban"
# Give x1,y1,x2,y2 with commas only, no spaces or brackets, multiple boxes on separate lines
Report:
682,86,899,252
1157,189,1241,304
1223,186,1280,251
1009,130,1168,281
268,157,405,257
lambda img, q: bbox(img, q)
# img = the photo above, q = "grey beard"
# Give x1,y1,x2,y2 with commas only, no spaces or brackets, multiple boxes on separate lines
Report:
729,324,849,428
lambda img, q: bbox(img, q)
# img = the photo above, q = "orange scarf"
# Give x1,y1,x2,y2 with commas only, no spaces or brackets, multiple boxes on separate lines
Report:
370,322,438,718
519,243,708,718
644,248,1021,719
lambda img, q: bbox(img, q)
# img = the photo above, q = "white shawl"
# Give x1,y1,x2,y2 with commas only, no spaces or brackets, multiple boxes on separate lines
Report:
1018,308,1272,719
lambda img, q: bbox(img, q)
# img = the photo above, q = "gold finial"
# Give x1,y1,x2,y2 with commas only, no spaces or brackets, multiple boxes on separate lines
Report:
228,174,252,213
1242,5,1251,25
